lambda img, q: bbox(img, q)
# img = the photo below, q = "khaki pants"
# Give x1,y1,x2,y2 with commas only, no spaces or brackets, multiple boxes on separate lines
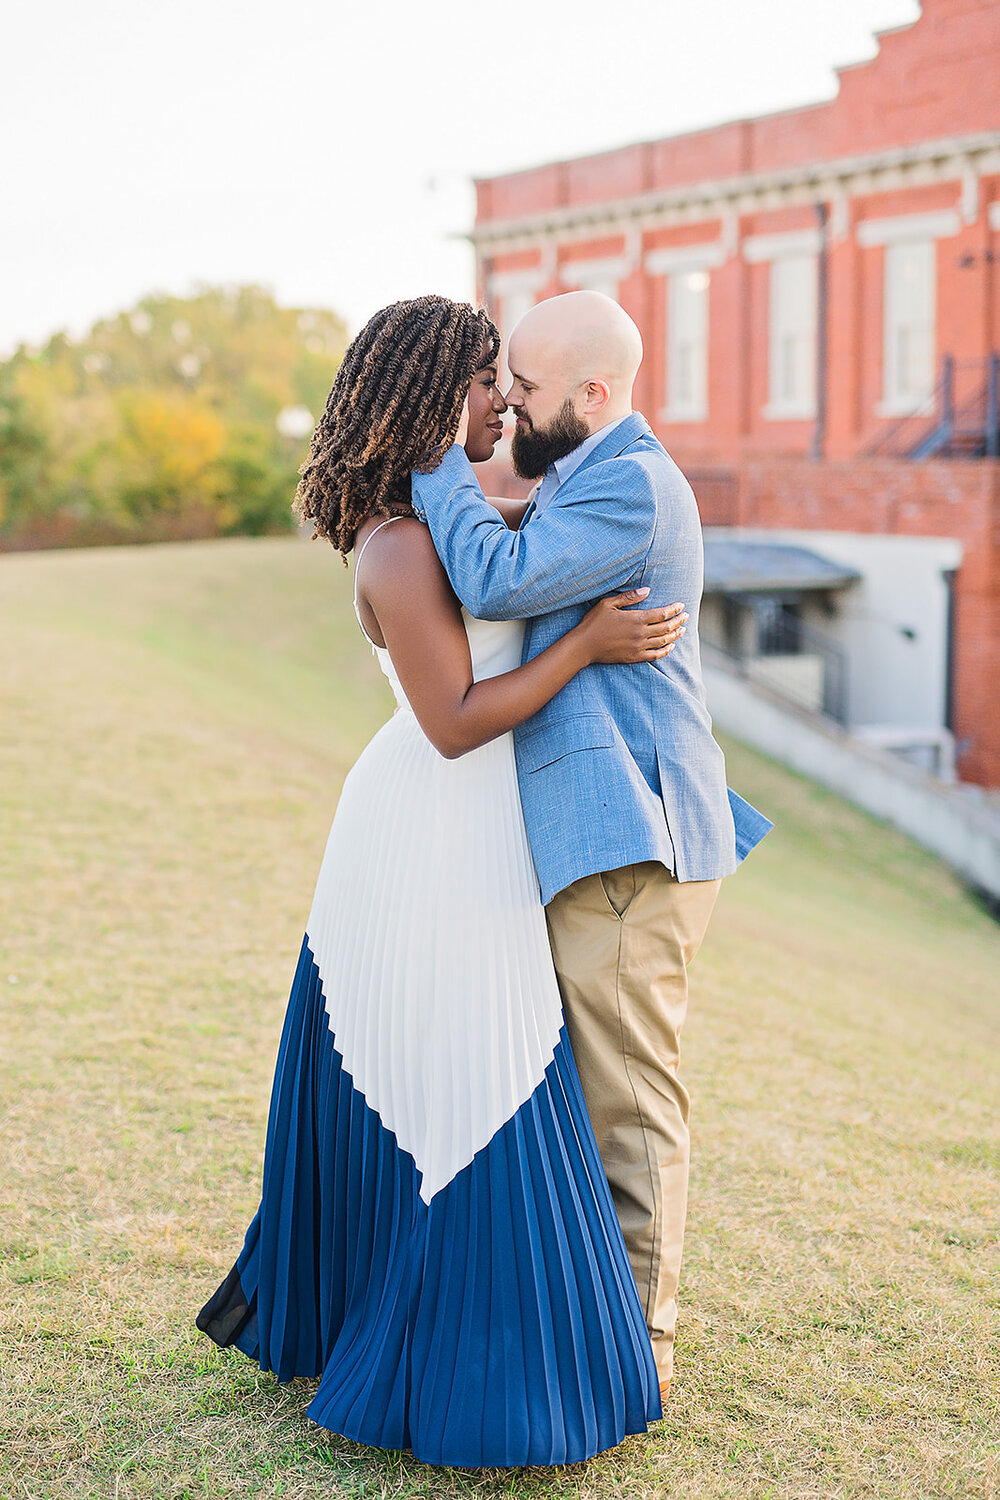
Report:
546,860,721,1383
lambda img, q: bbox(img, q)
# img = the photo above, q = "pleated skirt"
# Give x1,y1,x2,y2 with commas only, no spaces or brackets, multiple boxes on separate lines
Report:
197,709,660,1467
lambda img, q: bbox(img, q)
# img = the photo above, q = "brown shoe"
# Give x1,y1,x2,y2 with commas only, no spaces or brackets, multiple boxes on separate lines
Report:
659,1379,671,1406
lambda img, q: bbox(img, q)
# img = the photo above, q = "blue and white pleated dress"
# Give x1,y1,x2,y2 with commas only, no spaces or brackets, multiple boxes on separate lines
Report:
197,585,660,1467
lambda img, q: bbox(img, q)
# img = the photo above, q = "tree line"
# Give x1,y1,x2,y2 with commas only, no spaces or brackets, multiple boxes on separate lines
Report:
0,286,347,550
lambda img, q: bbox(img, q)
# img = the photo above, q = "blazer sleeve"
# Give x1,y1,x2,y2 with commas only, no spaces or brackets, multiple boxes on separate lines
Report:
410,444,657,620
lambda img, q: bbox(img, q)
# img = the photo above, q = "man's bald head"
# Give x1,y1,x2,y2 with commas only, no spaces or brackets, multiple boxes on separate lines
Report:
506,291,643,438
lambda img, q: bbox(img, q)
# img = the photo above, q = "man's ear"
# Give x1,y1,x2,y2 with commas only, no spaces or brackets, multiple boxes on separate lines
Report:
582,379,611,414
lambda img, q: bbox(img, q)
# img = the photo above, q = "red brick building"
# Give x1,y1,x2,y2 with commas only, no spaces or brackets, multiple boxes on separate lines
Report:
472,0,1000,787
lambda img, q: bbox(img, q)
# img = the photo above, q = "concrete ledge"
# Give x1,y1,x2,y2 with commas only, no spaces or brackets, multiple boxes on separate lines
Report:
705,659,1000,901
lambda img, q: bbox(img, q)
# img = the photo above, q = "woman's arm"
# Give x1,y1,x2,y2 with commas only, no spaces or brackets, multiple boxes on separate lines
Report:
411,444,657,620
360,519,681,760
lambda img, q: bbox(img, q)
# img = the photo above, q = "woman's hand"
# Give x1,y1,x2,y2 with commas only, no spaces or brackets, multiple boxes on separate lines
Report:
453,393,470,450
578,590,688,665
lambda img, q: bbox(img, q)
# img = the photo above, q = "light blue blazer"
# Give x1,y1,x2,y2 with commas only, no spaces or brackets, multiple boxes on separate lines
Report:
411,413,772,904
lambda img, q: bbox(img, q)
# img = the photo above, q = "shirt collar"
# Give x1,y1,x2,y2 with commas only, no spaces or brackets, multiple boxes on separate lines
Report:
550,413,633,490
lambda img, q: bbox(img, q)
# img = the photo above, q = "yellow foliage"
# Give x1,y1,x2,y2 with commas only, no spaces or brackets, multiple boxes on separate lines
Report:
116,391,226,492
1,285,347,543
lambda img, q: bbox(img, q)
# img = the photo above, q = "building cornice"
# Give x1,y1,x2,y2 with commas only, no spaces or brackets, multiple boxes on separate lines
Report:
472,130,1000,255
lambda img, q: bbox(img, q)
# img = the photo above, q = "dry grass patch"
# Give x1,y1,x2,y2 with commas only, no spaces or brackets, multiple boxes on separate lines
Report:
1,538,998,1499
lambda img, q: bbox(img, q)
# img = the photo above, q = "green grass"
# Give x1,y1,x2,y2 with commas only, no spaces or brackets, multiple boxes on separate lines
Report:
1,536,998,1500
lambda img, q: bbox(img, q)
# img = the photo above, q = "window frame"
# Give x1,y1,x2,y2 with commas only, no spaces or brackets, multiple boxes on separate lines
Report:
879,238,936,417
664,266,710,423
763,251,819,422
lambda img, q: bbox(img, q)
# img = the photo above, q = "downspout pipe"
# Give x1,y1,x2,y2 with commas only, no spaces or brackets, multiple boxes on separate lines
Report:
811,201,829,461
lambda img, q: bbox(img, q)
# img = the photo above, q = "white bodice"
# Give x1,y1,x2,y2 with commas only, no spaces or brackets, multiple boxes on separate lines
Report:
372,611,525,715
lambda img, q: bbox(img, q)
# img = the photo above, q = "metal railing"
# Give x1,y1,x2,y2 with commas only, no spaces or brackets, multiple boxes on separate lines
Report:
703,610,851,727
865,353,1000,460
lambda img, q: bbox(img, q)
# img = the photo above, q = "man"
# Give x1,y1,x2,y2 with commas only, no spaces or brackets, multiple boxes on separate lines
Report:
411,291,771,1402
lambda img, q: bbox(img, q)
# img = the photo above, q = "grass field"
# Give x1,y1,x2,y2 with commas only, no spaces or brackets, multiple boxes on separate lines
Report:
1,536,998,1500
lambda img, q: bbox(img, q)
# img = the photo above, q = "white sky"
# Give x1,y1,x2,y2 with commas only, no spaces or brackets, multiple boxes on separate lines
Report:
1,0,920,354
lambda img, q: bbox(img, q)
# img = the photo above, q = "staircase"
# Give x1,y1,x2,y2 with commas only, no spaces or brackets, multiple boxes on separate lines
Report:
701,614,850,727
865,354,1000,460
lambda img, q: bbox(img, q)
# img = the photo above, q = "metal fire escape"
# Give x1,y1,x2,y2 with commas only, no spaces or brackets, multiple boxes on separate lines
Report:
866,354,1000,460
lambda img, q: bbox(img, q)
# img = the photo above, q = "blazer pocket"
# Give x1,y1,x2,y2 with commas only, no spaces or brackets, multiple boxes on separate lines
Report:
519,713,616,773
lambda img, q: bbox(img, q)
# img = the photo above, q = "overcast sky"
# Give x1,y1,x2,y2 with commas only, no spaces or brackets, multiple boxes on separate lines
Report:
1,0,920,354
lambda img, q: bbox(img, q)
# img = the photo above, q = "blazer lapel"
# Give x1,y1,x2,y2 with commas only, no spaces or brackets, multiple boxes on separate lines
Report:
554,411,650,498
521,417,652,522
568,412,652,488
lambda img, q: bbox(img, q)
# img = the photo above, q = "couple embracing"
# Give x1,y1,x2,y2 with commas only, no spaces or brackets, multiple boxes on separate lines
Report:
197,290,771,1468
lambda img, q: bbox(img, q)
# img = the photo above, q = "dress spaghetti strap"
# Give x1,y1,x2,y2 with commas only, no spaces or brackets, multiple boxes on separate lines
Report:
353,516,406,648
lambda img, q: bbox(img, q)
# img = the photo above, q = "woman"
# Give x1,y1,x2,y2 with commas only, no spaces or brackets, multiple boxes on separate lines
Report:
197,296,686,1467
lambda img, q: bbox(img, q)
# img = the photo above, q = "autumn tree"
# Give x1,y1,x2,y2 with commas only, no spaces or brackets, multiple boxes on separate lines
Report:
0,286,347,548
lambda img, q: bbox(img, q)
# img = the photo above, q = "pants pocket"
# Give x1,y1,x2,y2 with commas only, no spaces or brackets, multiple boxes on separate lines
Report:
599,865,637,920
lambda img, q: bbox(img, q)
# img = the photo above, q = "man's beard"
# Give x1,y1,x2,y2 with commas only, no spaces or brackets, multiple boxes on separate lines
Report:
510,397,590,480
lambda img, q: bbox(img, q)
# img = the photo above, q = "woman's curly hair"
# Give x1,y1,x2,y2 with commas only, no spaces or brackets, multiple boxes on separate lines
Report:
294,295,500,557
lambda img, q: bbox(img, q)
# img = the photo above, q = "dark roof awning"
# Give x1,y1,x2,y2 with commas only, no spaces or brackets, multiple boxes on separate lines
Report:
703,538,861,595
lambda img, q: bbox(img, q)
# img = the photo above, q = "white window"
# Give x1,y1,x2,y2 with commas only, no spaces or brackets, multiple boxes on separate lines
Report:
883,240,935,412
560,257,625,301
766,253,817,419
490,284,537,390
666,269,709,421
496,286,534,342
574,271,619,299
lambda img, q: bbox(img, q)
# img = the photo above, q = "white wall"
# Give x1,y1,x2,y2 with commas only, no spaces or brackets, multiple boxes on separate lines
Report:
705,661,1000,901
707,528,963,730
